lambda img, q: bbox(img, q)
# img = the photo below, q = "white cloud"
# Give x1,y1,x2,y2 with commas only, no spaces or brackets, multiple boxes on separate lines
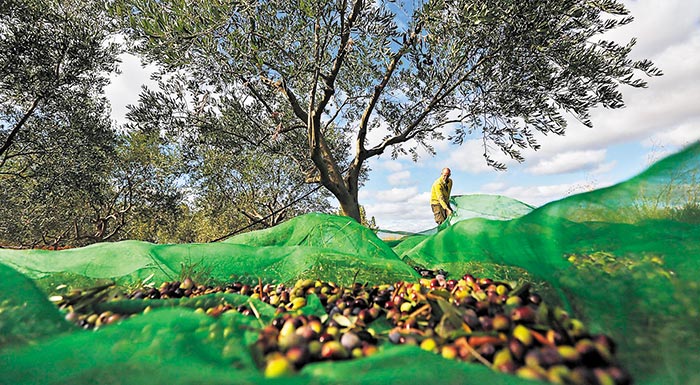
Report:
641,127,700,165
445,140,517,174
374,187,419,202
367,1,700,232
364,120,392,150
388,170,411,185
105,53,158,126
643,121,700,148
479,182,578,207
364,190,435,232
480,182,506,191
368,203,435,232
607,1,700,60
373,2,700,180
412,190,432,203
357,188,372,202
390,2,700,184
526,150,607,175
591,161,618,176
520,8,700,157
381,160,405,172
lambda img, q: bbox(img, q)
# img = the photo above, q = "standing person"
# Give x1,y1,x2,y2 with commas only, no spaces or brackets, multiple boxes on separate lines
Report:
430,167,453,225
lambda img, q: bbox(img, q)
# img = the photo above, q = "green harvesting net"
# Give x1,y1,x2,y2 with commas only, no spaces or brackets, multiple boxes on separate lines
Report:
1,142,699,385
443,194,536,225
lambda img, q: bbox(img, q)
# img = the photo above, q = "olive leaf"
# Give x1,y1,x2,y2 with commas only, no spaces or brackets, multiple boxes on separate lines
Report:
429,294,467,339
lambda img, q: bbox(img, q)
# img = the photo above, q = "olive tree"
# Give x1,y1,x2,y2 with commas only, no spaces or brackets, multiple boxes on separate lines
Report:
116,0,661,222
0,100,126,247
1,0,192,247
0,0,127,247
124,74,339,240
111,129,192,243
0,0,120,164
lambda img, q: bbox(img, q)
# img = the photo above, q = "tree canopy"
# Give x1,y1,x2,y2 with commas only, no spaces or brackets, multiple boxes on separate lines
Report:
0,0,125,247
1,0,120,164
1,0,351,247
116,0,661,222
1,1,195,246
123,73,340,240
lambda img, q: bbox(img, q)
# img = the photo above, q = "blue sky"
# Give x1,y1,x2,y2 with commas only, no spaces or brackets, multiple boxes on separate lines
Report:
106,0,700,233
358,0,700,232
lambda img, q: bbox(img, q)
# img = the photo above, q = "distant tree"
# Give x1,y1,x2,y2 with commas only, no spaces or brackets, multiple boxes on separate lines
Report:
116,0,661,223
0,0,125,247
0,0,120,163
0,99,121,247
113,130,191,243
196,149,334,230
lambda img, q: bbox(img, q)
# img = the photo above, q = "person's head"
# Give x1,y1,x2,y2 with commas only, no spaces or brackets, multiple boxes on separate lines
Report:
440,167,451,182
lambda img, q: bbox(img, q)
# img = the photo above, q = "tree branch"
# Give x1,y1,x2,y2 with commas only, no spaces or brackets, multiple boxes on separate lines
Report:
0,97,43,158
356,31,417,158
259,76,309,124
316,0,363,114
362,51,494,160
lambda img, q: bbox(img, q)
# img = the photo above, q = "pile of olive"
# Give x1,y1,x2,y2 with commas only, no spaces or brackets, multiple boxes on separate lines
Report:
52,273,631,384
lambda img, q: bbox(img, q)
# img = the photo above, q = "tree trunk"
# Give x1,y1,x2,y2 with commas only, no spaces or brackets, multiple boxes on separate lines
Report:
313,149,362,223
336,191,361,222
308,108,363,223
339,157,363,223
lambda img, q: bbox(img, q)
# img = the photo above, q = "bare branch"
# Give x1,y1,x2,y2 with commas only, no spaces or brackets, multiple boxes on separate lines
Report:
356,34,417,156
362,52,494,160
260,76,309,123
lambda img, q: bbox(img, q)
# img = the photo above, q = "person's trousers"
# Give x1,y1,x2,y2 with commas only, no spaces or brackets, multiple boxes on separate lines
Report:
431,204,447,225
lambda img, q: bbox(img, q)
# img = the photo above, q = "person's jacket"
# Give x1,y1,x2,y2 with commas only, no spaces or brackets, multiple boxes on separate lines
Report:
430,177,452,209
